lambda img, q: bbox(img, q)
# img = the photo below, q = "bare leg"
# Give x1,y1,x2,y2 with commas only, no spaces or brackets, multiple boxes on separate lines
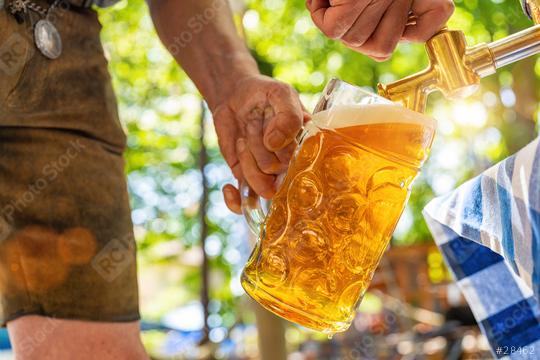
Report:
8,316,148,360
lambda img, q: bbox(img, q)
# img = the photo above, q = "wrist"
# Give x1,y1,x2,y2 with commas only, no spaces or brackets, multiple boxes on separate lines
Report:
205,52,260,111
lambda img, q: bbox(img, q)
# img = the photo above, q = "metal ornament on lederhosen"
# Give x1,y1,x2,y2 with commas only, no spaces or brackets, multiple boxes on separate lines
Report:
7,0,62,59
34,16,62,59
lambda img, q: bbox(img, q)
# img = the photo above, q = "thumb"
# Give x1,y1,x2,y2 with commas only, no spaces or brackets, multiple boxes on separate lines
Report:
223,184,242,215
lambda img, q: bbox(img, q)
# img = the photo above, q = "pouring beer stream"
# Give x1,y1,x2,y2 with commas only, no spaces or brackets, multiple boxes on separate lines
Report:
378,0,540,113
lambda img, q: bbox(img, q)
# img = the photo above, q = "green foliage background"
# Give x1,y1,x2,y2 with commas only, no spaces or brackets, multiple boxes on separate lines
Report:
97,0,539,349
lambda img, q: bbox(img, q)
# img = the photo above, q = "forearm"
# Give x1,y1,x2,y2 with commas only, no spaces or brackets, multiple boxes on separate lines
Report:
148,0,259,110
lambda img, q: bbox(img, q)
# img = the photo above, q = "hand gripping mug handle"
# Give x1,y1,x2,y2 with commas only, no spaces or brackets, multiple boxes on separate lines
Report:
240,182,267,237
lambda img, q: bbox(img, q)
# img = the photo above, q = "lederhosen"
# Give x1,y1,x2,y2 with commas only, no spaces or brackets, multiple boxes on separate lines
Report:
0,0,140,324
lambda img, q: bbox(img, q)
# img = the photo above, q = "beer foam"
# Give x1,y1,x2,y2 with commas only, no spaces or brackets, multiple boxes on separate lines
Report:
311,104,435,130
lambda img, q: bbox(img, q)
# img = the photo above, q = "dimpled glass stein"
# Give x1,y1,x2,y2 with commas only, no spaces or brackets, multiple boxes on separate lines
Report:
240,79,436,334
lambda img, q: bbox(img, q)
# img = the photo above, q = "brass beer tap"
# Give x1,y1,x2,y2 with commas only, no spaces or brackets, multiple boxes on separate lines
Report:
378,0,540,113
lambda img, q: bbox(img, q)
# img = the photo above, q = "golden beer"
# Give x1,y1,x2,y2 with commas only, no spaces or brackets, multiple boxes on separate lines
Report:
241,100,435,333
242,104,435,334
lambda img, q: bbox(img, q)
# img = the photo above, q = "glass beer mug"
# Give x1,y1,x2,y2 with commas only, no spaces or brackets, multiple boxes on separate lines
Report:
240,79,436,334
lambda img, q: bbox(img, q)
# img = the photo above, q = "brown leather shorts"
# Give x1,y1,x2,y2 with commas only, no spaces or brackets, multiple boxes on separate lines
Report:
0,4,139,324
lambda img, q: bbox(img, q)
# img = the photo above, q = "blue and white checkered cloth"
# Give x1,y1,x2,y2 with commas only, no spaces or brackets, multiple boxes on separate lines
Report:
423,137,540,359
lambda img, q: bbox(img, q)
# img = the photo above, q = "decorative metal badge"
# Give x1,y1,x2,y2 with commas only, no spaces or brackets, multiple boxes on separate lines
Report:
7,0,63,59
34,19,62,59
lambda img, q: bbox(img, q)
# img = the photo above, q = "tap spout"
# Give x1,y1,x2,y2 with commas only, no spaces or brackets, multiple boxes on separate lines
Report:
378,22,540,113
488,24,540,69
378,29,482,113
377,69,436,113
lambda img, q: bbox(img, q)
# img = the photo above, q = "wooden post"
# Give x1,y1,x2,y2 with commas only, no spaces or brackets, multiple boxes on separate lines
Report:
248,234,287,359
252,299,288,360
199,101,210,343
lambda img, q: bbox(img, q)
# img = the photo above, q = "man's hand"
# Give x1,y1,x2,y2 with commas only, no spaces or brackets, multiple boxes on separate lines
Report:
214,75,308,214
306,0,455,61
149,0,309,214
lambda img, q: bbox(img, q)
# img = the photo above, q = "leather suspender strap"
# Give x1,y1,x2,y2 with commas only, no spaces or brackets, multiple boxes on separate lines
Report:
66,0,93,8
46,0,119,9
45,0,93,8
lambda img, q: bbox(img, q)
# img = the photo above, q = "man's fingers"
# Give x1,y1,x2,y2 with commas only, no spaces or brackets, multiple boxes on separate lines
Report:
307,0,368,40
275,141,298,167
308,0,454,58
402,0,454,42
340,0,391,49
263,83,304,152
213,104,241,171
223,184,242,215
246,119,285,175
230,162,243,182
302,106,312,124
237,138,277,199
351,0,411,59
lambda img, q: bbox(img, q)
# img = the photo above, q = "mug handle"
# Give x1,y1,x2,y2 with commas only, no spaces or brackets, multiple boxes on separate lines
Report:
240,182,267,237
